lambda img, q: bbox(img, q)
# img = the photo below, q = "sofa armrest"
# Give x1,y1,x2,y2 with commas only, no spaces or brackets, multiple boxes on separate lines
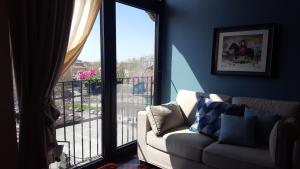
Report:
137,111,151,161
269,118,300,169
293,139,300,169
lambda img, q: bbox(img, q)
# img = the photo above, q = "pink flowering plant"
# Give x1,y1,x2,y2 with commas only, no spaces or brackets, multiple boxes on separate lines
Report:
78,68,100,83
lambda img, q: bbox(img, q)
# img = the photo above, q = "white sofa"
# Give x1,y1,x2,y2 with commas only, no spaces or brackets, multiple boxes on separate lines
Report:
137,90,300,169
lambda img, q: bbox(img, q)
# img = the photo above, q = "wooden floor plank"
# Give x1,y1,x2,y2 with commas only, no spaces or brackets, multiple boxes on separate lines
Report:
97,155,159,169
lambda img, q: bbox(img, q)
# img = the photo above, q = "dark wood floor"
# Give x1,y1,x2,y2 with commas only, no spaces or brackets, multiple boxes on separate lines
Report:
97,156,160,169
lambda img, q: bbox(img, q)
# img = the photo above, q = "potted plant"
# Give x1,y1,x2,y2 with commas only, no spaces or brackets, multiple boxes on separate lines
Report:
78,68,101,95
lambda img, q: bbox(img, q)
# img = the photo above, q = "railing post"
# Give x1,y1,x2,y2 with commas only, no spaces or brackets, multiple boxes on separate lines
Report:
150,76,153,105
62,82,66,141
80,81,84,162
121,78,124,145
71,81,76,164
96,79,99,155
89,80,92,160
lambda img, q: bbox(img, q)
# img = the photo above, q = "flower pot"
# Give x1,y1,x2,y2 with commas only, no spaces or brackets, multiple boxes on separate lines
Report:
89,82,101,95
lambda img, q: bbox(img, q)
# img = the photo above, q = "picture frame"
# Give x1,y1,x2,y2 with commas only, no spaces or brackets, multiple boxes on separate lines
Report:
211,24,276,76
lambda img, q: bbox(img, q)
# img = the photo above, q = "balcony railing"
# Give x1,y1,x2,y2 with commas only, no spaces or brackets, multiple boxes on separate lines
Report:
50,76,153,168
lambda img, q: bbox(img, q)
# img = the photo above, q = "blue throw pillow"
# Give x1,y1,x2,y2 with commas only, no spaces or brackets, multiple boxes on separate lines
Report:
190,97,245,139
244,107,280,146
218,114,256,147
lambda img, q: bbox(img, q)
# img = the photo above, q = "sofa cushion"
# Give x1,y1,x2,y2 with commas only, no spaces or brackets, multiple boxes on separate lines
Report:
218,114,256,147
146,102,185,136
146,126,215,162
190,97,245,139
232,97,300,118
244,107,280,146
203,142,275,169
176,90,232,125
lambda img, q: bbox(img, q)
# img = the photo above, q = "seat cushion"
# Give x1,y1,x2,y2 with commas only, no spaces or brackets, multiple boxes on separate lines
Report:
232,97,300,118
203,142,275,169
146,126,215,162
176,90,232,125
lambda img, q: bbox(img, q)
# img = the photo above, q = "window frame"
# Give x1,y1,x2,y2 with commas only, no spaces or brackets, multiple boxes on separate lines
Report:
78,0,163,168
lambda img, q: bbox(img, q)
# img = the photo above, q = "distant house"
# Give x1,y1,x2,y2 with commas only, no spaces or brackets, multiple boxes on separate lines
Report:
143,65,154,77
59,60,88,81
140,56,154,69
71,60,89,79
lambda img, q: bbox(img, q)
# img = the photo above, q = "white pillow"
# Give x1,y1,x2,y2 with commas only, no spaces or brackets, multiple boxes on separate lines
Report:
146,102,185,136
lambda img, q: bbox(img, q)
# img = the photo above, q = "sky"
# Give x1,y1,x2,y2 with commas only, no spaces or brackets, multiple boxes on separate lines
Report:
78,3,155,62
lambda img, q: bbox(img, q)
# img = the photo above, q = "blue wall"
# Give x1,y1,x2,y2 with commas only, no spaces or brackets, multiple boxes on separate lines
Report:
161,0,300,102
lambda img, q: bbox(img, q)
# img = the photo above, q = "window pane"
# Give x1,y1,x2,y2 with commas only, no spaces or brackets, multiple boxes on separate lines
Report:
116,3,155,147
52,12,102,168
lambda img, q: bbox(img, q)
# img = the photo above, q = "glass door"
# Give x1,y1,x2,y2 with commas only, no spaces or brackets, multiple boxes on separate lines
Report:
51,11,103,169
115,2,156,147
14,0,161,168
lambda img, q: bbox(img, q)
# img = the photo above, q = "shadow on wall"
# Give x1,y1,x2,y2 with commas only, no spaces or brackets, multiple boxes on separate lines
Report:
158,1,300,169
161,0,300,103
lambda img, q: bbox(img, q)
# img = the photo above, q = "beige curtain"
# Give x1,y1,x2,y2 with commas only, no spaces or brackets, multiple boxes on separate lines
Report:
62,0,101,74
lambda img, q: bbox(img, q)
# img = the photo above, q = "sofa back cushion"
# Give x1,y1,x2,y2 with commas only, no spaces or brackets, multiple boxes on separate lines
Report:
146,102,185,136
245,107,280,145
232,97,300,119
190,98,245,139
218,114,256,147
176,90,232,125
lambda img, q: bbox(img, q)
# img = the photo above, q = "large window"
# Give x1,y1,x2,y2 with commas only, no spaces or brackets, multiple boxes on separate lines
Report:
49,0,161,168
115,2,156,147
12,0,161,169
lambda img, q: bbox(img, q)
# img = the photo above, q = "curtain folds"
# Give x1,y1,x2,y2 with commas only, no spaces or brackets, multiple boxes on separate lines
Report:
62,0,101,75
9,0,74,168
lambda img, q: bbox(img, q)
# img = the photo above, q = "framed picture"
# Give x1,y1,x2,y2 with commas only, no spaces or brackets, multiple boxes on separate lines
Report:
211,24,276,76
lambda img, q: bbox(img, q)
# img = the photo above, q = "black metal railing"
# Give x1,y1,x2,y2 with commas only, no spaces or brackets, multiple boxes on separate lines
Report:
53,79,102,168
116,77,153,146
52,76,153,168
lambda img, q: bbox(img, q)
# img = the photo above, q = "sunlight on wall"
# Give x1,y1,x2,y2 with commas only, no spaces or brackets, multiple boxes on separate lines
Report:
170,45,204,100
